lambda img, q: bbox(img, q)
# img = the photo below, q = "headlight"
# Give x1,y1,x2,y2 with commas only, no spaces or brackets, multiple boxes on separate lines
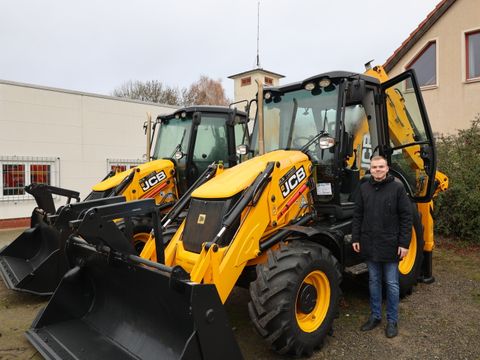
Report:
304,82,315,91
318,78,331,88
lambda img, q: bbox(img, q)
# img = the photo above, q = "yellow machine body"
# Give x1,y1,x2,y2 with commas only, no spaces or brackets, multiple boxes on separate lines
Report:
91,159,178,205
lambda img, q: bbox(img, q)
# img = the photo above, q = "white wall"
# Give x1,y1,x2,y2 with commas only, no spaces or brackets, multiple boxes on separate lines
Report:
0,80,176,219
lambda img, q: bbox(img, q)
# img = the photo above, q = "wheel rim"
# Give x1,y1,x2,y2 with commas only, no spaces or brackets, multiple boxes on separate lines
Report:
295,270,330,333
399,226,417,275
133,232,151,253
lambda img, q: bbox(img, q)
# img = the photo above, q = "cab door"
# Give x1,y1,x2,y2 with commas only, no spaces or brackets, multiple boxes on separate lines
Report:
380,69,436,202
187,112,230,187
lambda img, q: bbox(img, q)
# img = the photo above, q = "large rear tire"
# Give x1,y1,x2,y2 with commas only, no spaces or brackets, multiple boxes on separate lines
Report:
399,205,424,297
248,241,341,357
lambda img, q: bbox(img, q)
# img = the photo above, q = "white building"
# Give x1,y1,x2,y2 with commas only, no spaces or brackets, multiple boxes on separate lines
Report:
0,80,176,227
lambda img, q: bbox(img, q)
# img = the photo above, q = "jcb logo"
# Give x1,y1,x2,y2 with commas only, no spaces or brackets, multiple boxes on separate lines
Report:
141,171,167,192
280,166,306,198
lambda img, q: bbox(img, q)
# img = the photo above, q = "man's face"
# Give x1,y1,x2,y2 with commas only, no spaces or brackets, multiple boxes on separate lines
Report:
370,159,389,181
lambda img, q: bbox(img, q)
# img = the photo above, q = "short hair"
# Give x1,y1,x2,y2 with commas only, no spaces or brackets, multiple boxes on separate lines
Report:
370,155,388,164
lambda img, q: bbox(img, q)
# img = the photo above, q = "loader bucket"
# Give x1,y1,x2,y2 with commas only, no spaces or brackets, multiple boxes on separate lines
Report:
26,243,243,360
0,221,62,295
0,196,126,295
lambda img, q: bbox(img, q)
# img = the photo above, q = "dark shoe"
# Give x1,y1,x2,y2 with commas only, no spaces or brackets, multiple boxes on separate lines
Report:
360,316,381,331
385,321,398,338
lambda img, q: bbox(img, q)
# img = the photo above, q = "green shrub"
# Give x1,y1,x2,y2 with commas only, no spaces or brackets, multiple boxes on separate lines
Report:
434,115,480,243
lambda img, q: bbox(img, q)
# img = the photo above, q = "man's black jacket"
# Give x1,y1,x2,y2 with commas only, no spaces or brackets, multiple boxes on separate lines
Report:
352,174,412,262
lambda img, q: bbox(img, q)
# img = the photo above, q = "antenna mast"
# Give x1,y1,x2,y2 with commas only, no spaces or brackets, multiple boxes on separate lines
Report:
256,1,261,68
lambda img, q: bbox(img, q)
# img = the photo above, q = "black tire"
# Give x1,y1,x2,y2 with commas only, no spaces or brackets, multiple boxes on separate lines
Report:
117,217,153,254
399,205,424,297
248,241,341,357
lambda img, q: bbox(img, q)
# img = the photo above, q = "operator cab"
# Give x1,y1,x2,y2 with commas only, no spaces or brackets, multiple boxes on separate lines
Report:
251,69,437,220
152,106,249,194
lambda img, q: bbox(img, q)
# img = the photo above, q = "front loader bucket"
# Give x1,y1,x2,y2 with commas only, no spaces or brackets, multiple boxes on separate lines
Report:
0,221,62,295
26,243,243,360
0,196,126,295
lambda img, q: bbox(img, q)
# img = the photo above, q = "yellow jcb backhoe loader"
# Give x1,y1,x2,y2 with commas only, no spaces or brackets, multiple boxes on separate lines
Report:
27,66,447,358
0,106,249,295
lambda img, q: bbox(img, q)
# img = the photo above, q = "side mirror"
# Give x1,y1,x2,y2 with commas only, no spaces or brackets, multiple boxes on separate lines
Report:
174,151,185,160
236,144,249,155
319,136,335,149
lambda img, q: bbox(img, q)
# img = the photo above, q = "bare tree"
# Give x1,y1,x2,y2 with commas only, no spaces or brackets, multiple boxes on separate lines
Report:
182,76,230,106
112,76,230,106
112,80,182,105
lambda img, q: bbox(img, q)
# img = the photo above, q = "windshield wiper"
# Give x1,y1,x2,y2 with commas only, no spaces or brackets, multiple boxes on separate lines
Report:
170,128,187,158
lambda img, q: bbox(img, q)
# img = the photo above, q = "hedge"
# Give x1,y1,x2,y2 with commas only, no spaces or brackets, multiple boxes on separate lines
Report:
434,115,480,243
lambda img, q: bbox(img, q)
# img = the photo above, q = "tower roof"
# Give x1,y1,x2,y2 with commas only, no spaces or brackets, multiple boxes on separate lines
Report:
228,68,285,80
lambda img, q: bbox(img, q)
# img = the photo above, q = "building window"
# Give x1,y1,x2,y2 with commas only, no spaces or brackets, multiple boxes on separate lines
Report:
406,41,437,88
466,30,480,80
241,77,251,86
0,157,58,200
107,159,143,173
264,77,273,86
2,164,26,196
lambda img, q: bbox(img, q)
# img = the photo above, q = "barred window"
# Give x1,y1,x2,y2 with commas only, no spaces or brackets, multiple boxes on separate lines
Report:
31,164,51,184
0,157,58,200
3,164,26,196
107,159,143,173
111,165,127,172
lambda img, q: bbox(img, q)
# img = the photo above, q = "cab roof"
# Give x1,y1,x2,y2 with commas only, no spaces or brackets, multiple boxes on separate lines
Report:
159,105,247,121
265,71,380,93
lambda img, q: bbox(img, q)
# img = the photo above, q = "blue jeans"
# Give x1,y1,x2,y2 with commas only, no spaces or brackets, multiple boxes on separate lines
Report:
367,261,400,323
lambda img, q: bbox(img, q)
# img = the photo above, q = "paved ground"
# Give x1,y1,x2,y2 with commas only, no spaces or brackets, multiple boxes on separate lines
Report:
0,228,24,248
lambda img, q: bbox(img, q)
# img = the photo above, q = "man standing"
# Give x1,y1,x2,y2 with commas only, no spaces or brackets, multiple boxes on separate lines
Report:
352,155,412,338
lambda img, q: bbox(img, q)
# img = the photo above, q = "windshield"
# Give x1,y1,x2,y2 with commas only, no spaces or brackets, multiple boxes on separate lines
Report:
152,116,192,159
251,83,339,162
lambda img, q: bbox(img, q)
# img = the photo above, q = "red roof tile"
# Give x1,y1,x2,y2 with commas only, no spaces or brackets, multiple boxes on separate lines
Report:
383,0,457,72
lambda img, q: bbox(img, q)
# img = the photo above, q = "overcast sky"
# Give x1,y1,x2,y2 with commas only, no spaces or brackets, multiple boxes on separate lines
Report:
0,0,440,99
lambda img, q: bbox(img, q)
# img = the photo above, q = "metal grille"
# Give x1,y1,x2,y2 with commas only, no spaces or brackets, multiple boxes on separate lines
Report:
2,164,26,196
0,156,58,201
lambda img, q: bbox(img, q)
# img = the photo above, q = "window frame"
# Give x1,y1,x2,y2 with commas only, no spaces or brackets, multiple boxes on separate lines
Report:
240,77,252,87
466,29,480,81
264,76,274,86
0,156,59,201
405,40,438,90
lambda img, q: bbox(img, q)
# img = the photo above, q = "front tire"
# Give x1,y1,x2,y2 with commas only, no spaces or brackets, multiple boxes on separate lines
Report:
117,217,153,254
248,241,341,357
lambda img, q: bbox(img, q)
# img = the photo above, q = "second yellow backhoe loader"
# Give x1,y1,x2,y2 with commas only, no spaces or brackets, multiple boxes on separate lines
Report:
0,106,249,295
26,66,447,358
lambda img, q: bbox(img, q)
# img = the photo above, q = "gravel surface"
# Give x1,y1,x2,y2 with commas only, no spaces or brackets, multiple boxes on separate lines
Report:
1,229,479,360
230,241,480,359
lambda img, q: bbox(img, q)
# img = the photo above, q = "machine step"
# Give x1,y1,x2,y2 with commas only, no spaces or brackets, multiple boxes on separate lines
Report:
345,262,368,275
